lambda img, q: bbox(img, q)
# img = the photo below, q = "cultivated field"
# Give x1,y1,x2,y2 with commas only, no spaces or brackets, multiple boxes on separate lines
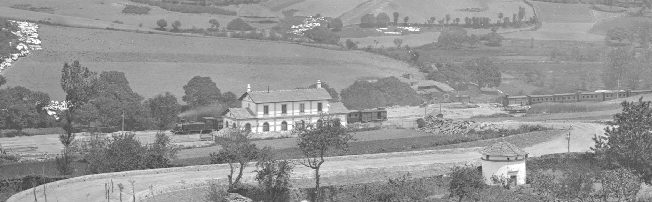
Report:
532,1,595,23
1,25,420,101
0,0,246,31
278,0,369,18
589,16,652,35
338,0,535,26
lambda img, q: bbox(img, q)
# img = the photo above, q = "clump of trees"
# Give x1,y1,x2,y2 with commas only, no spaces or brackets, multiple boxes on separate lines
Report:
156,19,167,30
128,0,236,15
304,27,340,45
426,57,502,90
121,4,151,15
81,132,178,174
360,12,393,28
226,18,253,31
340,76,423,110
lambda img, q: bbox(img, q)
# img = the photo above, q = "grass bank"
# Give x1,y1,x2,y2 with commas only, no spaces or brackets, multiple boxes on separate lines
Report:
526,102,621,114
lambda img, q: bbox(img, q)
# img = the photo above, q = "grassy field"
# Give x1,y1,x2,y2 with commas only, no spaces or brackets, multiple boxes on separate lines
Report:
0,0,259,31
527,102,621,114
338,0,534,26
532,1,595,23
279,0,369,18
1,24,419,101
589,16,652,36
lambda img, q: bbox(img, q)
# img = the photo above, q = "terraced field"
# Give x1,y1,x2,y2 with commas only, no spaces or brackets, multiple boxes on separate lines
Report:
1,25,419,101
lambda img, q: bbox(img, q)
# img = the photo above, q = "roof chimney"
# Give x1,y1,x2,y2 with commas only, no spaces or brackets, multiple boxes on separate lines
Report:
247,84,251,92
317,80,322,89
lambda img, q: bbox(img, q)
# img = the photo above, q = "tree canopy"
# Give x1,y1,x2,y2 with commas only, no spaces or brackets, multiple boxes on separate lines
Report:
147,92,181,130
341,76,422,110
437,27,468,49
376,12,390,27
331,18,343,31
463,57,502,88
182,76,222,107
593,97,652,184
304,27,340,45
360,13,376,28
226,18,253,31
307,81,339,102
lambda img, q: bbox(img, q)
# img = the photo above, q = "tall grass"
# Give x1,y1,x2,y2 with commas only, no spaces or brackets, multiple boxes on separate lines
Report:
526,102,621,114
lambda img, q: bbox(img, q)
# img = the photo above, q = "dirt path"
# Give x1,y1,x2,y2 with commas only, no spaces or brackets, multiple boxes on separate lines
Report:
7,121,605,202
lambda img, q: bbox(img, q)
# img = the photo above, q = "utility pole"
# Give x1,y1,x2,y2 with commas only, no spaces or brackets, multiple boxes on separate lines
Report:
566,125,572,153
122,111,125,134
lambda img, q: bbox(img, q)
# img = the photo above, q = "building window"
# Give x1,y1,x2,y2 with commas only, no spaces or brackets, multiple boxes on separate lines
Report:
263,122,269,132
264,105,269,115
282,104,287,114
377,112,382,119
299,104,305,113
232,123,236,128
225,121,229,128
281,121,287,131
244,123,251,132
317,103,322,112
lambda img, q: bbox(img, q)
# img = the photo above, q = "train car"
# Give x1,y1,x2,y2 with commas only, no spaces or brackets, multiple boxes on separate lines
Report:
347,108,388,123
171,117,223,135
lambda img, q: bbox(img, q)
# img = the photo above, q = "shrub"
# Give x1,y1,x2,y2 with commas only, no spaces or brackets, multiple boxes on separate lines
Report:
416,118,426,128
54,153,74,175
171,20,181,31
345,39,358,49
255,153,293,202
122,4,151,15
157,19,167,30
226,18,253,31
205,180,228,202
112,20,124,24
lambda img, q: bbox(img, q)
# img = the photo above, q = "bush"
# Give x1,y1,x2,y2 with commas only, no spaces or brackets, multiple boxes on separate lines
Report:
341,76,423,110
54,154,74,175
416,118,426,128
345,39,357,49
128,0,236,15
226,18,253,31
122,4,151,14
205,180,229,202
255,156,293,202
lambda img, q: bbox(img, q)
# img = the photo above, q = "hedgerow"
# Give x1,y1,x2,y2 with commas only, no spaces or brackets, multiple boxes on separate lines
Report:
129,0,236,15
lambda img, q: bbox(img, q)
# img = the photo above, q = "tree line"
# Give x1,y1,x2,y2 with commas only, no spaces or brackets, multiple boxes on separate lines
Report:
359,8,536,30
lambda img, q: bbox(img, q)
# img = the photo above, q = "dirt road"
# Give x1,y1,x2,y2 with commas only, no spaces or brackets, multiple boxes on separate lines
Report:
7,121,605,202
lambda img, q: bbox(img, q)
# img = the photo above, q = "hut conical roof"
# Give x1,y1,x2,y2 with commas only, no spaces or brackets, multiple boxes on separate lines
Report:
480,141,528,156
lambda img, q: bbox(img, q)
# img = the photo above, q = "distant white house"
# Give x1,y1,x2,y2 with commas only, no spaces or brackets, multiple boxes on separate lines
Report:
480,141,528,186
221,81,349,133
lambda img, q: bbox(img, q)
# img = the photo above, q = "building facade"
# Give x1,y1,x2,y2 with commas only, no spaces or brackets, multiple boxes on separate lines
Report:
480,142,528,186
221,81,349,133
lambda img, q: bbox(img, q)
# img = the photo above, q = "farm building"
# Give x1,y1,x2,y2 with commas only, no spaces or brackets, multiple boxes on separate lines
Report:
503,89,652,106
221,81,349,133
480,141,528,186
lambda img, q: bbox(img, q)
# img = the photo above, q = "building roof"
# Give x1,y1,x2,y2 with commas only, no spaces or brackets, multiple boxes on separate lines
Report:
328,102,349,114
480,141,528,156
240,88,332,103
223,108,255,119
416,80,455,92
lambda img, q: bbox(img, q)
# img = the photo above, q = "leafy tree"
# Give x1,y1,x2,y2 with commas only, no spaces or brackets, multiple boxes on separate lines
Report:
375,12,390,27
226,18,253,31
403,16,409,26
448,165,485,202
210,129,261,191
463,57,501,88
341,77,422,110
437,26,468,49
304,27,340,44
345,39,357,49
221,91,240,108
331,18,343,31
393,38,403,48
91,71,150,131
147,92,180,131
393,12,399,25
483,32,504,46
294,114,353,202
60,61,98,149
605,27,632,44
602,47,634,90
182,76,222,107
0,75,5,87
445,14,451,25
84,132,176,174
360,13,376,28
467,34,479,48
429,17,436,25
157,19,168,30
255,147,293,202
593,97,652,184
209,19,220,30
498,12,504,20
172,20,181,31
595,168,641,201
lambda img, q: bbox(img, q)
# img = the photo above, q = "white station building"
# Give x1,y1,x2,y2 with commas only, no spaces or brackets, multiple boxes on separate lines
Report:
479,141,529,186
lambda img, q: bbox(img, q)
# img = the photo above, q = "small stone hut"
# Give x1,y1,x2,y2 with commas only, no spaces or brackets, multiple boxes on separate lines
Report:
479,141,528,186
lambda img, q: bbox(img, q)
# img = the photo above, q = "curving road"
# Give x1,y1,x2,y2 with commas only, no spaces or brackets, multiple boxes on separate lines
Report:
7,121,606,202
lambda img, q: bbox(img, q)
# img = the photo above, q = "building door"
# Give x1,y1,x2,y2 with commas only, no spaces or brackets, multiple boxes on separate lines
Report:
281,121,287,131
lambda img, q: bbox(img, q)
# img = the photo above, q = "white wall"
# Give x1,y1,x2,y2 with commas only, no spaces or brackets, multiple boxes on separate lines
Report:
481,159,527,186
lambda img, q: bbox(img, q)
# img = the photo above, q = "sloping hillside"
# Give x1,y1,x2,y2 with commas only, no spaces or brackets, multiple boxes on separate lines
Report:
2,25,420,101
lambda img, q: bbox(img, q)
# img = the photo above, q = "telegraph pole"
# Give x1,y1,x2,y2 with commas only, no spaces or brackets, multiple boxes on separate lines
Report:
566,125,572,153
122,111,125,134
